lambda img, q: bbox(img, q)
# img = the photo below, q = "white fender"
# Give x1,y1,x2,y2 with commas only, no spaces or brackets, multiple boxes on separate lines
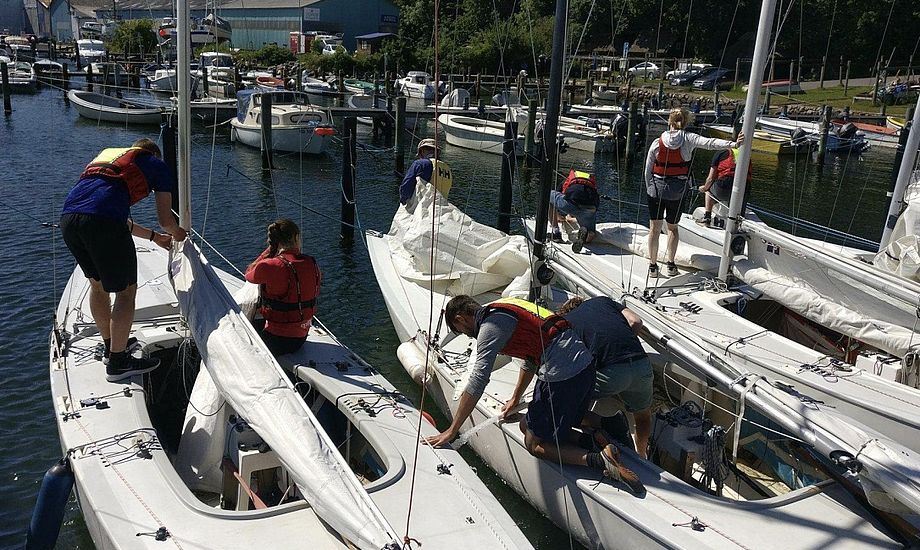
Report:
397,341,432,384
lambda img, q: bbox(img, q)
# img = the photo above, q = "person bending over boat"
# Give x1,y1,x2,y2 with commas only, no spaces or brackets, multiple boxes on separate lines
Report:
246,219,321,357
399,138,452,206
550,169,600,251
60,138,187,382
644,108,743,277
427,295,646,495
696,148,752,227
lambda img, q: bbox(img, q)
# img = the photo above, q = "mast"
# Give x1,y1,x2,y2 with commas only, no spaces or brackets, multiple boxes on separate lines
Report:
532,0,568,268
717,0,778,281
880,98,920,250
176,0,191,230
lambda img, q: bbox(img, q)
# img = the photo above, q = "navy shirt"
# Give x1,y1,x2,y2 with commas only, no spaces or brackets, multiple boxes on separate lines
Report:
563,296,645,367
399,158,434,204
62,153,175,222
564,182,600,208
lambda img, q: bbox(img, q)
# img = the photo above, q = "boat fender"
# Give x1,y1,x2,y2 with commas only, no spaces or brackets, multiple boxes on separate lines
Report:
421,410,437,428
25,457,75,550
397,341,432,384
314,127,335,137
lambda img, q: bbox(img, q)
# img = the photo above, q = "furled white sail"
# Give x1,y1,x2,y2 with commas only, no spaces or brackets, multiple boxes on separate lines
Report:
875,175,920,280
389,180,532,296
169,240,397,550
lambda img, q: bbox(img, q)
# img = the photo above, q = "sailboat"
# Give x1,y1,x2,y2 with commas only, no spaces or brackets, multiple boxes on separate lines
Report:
367,0,920,547
37,2,534,548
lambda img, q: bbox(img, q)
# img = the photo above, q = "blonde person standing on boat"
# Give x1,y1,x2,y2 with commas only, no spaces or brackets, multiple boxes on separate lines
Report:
644,108,743,277
399,138,453,206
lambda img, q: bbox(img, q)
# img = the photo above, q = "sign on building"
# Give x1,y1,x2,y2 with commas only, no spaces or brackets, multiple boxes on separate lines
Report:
303,7,320,22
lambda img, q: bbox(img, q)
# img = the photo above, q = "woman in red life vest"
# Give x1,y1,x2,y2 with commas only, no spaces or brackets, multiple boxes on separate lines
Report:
643,108,743,278
245,219,322,357
696,148,752,226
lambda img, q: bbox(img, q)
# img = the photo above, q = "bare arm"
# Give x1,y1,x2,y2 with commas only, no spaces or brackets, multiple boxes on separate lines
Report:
643,139,658,187
699,167,718,192
127,218,171,250
155,192,187,241
423,390,480,447
621,307,643,334
502,367,536,418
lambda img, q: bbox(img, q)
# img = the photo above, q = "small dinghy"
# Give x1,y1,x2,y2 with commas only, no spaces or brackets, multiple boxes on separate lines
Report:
437,113,523,155
68,89,166,125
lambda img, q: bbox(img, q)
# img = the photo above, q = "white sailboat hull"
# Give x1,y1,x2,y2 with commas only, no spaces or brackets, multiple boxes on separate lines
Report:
68,89,165,124
437,113,522,155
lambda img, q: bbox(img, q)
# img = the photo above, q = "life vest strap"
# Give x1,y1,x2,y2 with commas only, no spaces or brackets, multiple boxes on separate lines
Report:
261,296,316,311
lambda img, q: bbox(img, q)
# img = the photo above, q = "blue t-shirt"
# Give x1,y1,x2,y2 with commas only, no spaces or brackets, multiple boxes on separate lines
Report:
399,158,433,204
62,153,175,222
563,296,646,366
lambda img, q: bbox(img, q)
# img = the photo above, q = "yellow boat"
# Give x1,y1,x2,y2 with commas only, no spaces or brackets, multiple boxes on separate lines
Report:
705,124,812,155
887,116,906,130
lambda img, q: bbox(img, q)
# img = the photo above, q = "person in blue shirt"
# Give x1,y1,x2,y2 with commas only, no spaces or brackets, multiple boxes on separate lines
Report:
60,138,187,383
399,138,452,205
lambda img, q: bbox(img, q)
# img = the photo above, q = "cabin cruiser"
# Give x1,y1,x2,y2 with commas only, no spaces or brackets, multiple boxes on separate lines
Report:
396,71,445,101
76,39,105,65
158,16,232,46
230,90,335,154
0,57,37,92
198,52,235,98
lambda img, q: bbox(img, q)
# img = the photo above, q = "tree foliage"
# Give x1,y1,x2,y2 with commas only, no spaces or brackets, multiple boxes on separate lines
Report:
109,19,157,55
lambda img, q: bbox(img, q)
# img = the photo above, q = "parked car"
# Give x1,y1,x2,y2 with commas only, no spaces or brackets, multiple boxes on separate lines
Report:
670,65,716,86
666,63,710,80
627,62,660,78
692,68,733,90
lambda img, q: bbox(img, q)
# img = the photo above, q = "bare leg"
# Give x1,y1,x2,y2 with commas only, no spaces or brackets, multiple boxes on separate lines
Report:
704,192,714,214
666,223,680,263
648,219,663,264
523,426,589,466
109,284,137,353
633,408,652,459
87,279,112,341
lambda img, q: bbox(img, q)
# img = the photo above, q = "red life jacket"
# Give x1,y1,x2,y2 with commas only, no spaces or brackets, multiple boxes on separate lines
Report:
652,137,691,178
476,298,571,364
714,149,751,183
259,253,321,326
561,169,597,194
80,147,153,205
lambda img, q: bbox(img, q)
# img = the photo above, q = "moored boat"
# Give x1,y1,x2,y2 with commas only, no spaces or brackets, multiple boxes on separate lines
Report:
437,113,523,155
67,89,166,124
705,123,810,155
230,90,335,154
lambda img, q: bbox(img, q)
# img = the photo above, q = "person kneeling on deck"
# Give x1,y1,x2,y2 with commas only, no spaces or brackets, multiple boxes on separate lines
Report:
399,138,453,206
550,169,599,251
61,138,187,383
246,219,321,357
426,295,645,495
554,296,653,459
644,108,743,278
696,148,752,227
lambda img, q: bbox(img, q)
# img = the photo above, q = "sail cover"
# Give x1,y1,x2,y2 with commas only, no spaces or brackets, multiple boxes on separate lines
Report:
875,174,920,280
170,240,397,550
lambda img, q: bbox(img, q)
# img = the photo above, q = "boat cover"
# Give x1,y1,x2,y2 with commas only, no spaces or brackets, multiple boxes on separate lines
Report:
170,240,397,550
388,180,532,296
875,176,920,280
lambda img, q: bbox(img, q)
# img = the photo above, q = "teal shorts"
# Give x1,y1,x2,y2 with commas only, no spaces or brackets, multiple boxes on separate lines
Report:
594,356,653,412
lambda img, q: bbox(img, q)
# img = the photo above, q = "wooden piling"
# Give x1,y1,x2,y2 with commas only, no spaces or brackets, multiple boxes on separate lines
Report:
844,61,851,96
260,93,274,172
113,63,121,97
61,63,69,95
788,60,794,96
498,118,516,233
201,67,209,99
763,88,771,114
872,60,881,104
657,82,664,108
340,116,357,242
819,55,826,89
395,96,406,173
625,101,638,159
817,105,830,165
797,56,803,83
1,62,11,115
337,70,345,107
86,63,93,92
734,58,741,89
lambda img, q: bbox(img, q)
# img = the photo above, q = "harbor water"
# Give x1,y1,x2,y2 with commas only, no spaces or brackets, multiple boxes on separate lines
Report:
0,86,903,548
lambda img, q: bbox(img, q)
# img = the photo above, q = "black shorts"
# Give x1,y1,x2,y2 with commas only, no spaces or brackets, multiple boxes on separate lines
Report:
526,362,596,442
646,193,684,224
61,213,136,292
253,318,307,356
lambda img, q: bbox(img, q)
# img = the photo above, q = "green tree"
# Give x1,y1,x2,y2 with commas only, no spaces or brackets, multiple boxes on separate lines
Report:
109,19,157,56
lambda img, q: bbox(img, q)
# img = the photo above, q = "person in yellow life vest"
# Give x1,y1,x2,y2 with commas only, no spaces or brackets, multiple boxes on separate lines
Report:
550,169,600,251
60,138,187,383
424,295,648,495
399,138,452,206
644,108,743,278
697,148,752,227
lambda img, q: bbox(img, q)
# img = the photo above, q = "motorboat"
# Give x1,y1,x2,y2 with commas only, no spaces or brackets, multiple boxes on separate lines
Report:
832,118,901,148
159,15,231,46
88,62,131,87
148,68,199,94
80,20,112,40
756,116,870,153
0,58,37,92
396,71,444,101
254,75,285,90
230,90,335,154
68,89,166,125
301,73,338,98
33,59,64,86
76,39,105,65
343,78,378,95
567,103,721,125
198,52,236,98
4,35,34,61
704,123,810,155
437,113,523,155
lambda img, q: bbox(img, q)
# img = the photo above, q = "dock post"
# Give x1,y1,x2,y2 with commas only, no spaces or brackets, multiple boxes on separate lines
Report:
585,78,593,103
341,116,357,242
86,63,93,92
734,57,741,89
714,88,720,113
819,55,826,89
838,55,844,86
788,60,794,95
475,73,481,98
337,70,345,108
261,93,274,172
1,62,11,115
625,101,638,159
498,117,516,233
61,63,69,96
395,95,406,174
113,63,122,97
872,60,881,104
295,65,303,92
372,70,380,108
797,56,803,83
817,105,830,165
640,103,649,143
201,67,209,99
763,88,771,114
477,98,485,117
657,82,664,108
524,98,537,167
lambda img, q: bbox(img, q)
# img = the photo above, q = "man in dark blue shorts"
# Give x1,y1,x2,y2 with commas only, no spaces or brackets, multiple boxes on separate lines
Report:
425,295,645,494
61,138,187,382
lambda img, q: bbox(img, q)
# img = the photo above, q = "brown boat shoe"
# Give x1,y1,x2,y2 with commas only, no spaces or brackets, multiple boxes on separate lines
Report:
600,444,646,495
